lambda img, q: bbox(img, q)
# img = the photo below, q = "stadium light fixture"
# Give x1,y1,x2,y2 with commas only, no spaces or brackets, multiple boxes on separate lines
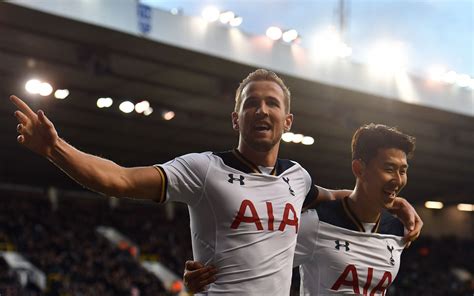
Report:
455,74,471,88
144,107,153,116
424,201,443,209
97,97,113,108
119,101,135,113
311,27,352,58
368,41,407,74
25,79,42,94
229,16,243,27
282,29,298,43
54,89,69,100
292,133,304,143
266,26,283,41
202,6,220,22
442,71,457,84
457,203,474,212
162,110,175,120
219,11,235,24
281,132,294,142
170,8,180,15
301,136,315,145
38,82,53,96
428,65,446,82
135,100,150,114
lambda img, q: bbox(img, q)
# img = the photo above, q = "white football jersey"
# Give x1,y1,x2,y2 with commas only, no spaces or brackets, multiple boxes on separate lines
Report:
295,198,405,295
155,150,316,295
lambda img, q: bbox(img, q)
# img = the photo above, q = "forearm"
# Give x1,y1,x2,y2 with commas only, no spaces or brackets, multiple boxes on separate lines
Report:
47,138,128,197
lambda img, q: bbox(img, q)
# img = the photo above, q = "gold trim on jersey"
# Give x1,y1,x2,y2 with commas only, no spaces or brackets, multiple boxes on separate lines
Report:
153,165,167,203
342,196,381,233
232,149,277,175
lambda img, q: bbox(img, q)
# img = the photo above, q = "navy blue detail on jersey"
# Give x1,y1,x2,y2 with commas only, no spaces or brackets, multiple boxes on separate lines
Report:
214,150,255,174
316,199,404,236
155,165,168,203
213,150,298,176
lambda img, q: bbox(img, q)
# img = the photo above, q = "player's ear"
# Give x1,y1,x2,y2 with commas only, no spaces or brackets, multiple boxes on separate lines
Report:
231,112,239,131
352,159,365,178
284,113,293,132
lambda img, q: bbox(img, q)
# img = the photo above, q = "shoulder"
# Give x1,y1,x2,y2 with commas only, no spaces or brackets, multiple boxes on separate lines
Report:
378,211,404,236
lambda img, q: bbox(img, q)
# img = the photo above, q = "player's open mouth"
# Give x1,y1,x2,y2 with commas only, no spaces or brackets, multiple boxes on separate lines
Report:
254,123,271,131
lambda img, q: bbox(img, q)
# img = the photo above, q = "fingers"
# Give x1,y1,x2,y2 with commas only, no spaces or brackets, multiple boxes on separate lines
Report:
404,214,423,245
183,261,217,293
17,135,24,144
10,95,36,119
184,266,217,293
14,110,29,125
185,260,205,272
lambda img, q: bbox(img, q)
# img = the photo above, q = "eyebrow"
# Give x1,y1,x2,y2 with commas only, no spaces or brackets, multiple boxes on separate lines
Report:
384,162,409,169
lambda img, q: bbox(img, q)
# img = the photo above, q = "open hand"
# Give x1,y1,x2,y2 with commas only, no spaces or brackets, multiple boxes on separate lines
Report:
10,95,59,158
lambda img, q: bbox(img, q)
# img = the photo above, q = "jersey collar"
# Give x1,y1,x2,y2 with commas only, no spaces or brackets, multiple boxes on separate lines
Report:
342,196,381,233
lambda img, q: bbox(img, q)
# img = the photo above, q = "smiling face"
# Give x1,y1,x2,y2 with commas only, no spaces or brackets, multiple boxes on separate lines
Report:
232,80,293,153
356,148,408,210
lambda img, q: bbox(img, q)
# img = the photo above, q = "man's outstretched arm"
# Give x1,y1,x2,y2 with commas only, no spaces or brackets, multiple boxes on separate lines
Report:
10,95,162,200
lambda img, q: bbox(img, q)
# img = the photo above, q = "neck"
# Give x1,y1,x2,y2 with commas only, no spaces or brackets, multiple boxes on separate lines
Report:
237,142,279,167
348,185,381,223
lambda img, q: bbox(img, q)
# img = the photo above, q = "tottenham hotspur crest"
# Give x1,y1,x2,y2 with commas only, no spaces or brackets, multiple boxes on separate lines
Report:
386,244,395,266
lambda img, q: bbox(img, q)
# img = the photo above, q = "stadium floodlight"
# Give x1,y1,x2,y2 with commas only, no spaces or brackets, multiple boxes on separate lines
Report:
135,100,150,113
39,82,53,96
292,133,304,143
97,97,113,108
282,29,298,43
428,65,446,82
368,41,407,74
266,26,283,41
202,6,220,22
119,101,134,113
162,110,175,120
281,132,294,142
144,107,153,116
229,16,243,27
442,71,457,84
170,8,179,15
54,89,69,100
301,136,315,145
457,203,474,212
219,11,235,24
455,74,471,88
311,27,352,58
25,79,42,94
424,201,443,209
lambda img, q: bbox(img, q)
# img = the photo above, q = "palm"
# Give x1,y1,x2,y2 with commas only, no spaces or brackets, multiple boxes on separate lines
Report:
10,95,59,157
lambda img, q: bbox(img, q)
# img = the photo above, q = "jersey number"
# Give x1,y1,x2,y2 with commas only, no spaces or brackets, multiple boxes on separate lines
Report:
331,264,392,296
230,199,299,233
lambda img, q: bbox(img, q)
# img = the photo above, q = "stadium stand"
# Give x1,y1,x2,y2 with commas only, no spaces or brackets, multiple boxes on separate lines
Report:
1,186,473,295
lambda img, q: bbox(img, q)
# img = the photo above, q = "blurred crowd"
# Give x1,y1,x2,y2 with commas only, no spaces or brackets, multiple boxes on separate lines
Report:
0,187,473,295
0,188,191,296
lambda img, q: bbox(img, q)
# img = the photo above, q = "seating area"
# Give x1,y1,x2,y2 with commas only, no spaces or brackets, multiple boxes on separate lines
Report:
1,187,472,295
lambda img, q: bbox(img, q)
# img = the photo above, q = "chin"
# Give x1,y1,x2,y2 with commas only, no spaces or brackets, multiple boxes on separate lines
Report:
249,140,278,152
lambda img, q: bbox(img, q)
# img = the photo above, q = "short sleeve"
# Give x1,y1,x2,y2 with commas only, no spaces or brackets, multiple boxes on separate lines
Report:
302,168,318,208
154,152,212,206
294,209,320,267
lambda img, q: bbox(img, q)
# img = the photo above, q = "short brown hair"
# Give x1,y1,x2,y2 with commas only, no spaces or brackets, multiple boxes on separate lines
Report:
352,123,416,163
234,69,291,113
